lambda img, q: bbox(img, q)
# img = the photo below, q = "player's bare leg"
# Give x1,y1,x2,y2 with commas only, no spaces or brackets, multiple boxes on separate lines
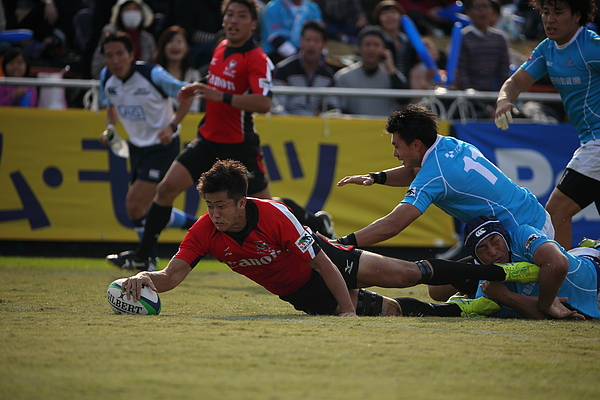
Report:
546,188,581,250
155,161,195,207
356,251,422,288
126,180,158,220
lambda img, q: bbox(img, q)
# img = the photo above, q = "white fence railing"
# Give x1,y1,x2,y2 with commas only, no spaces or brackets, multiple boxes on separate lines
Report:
0,76,562,122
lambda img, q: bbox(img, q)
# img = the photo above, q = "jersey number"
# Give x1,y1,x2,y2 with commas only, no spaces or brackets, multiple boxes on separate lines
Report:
463,151,498,185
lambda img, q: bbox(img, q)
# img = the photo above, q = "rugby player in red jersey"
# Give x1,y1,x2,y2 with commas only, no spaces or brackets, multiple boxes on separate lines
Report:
121,160,542,317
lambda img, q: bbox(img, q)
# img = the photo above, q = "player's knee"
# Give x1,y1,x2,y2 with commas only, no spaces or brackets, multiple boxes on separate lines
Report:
382,297,402,316
356,289,393,316
156,179,182,203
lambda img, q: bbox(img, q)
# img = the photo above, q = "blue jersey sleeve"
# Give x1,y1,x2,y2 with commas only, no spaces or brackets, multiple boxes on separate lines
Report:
150,65,187,99
520,40,549,82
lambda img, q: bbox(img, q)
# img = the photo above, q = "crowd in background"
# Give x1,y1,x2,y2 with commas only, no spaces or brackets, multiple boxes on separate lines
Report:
0,0,598,114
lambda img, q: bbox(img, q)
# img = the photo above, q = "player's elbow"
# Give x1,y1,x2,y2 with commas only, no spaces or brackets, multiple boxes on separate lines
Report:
253,96,272,113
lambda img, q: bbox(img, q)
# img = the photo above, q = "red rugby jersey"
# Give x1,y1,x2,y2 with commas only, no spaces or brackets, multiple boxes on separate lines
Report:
174,198,319,296
198,39,273,144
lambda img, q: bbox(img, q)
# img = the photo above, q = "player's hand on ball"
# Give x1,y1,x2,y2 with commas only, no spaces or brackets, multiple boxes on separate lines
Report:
122,274,157,301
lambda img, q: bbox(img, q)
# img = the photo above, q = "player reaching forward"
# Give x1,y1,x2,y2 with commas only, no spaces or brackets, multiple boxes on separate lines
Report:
121,159,542,317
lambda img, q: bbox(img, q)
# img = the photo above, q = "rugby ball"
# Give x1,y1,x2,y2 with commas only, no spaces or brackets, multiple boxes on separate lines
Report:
107,278,161,315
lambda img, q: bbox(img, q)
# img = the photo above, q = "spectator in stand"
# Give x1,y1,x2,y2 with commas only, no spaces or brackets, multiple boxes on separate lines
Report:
0,48,38,107
91,0,156,79
455,0,510,117
7,0,89,62
373,0,418,86
408,37,443,90
272,20,340,115
159,0,224,69
260,0,323,64
314,0,368,44
155,25,201,112
334,25,408,116
456,0,510,91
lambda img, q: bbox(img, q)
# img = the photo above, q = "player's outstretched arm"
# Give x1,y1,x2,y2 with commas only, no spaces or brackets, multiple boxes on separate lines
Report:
338,202,421,247
308,252,357,317
481,281,585,320
495,68,535,130
337,166,419,187
122,258,193,301
178,82,271,113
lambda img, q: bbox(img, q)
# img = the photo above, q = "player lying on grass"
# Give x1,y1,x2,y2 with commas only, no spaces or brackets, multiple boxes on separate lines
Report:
122,159,540,317
430,216,599,319
464,216,599,320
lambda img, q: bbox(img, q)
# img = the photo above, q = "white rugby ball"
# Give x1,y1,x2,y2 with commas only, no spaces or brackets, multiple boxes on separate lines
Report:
107,278,161,315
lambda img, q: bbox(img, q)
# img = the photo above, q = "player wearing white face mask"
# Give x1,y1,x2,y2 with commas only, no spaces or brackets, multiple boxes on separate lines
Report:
91,0,157,79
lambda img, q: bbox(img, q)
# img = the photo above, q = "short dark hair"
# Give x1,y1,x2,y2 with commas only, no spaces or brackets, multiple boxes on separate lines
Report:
385,104,438,148
373,0,404,21
357,25,386,45
221,0,259,21
100,31,134,55
198,159,249,202
529,0,597,26
302,20,327,41
463,0,492,12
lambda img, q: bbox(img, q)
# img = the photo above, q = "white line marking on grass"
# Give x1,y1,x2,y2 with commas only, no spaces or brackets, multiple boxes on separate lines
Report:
3,304,600,342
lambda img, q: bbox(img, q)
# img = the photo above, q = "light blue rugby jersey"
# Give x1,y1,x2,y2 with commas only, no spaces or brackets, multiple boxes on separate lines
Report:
521,27,600,144
401,135,547,232
477,224,600,319
99,62,187,148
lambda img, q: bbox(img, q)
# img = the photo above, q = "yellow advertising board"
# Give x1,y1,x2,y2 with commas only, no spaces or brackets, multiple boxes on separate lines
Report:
0,108,455,247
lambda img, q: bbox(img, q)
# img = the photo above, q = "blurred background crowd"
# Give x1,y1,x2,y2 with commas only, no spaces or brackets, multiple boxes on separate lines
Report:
0,0,598,114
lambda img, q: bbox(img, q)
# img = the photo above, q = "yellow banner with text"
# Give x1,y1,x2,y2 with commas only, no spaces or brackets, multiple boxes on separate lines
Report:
0,108,455,247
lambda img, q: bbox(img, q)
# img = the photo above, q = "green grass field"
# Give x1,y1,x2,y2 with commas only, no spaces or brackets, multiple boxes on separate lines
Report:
2,256,599,400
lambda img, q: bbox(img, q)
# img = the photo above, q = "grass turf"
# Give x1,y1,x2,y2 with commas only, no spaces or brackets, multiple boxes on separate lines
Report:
1,256,599,400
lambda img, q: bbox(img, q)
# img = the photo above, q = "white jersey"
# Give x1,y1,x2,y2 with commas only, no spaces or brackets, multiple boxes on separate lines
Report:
100,62,187,147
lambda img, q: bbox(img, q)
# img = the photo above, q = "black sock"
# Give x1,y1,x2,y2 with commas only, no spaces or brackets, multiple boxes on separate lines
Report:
135,203,172,260
395,297,462,317
423,258,506,285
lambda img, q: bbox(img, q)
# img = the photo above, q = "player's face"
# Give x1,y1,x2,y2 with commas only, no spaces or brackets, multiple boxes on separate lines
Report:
102,41,134,79
222,2,256,47
204,191,247,232
164,33,189,62
300,29,326,65
391,133,421,168
475,234,510,264
540,1,581,45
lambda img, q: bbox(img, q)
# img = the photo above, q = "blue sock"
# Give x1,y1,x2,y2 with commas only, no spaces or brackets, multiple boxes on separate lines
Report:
166,208,197,229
